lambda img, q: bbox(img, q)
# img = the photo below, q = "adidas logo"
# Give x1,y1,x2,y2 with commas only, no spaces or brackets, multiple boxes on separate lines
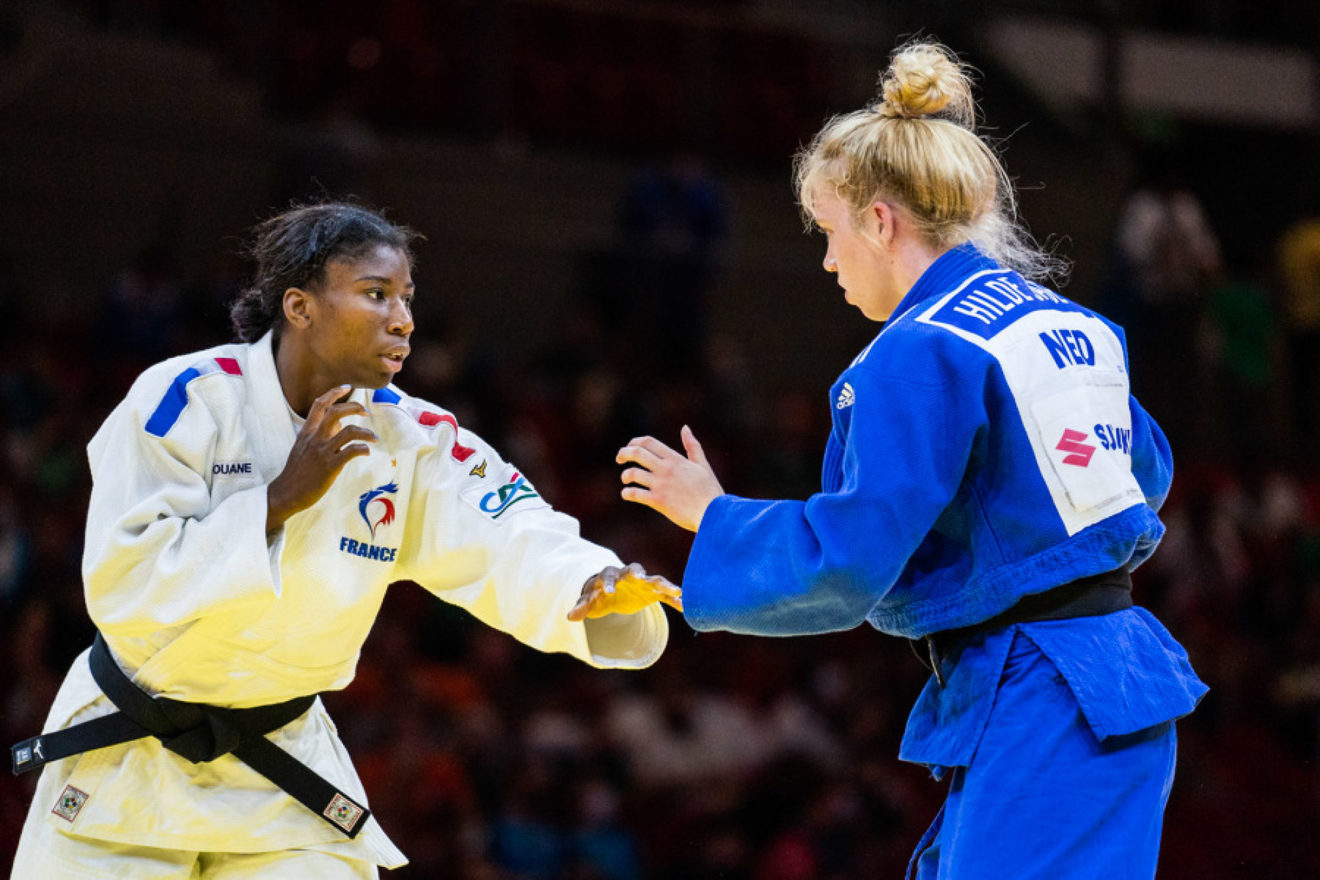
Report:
836,382,855,409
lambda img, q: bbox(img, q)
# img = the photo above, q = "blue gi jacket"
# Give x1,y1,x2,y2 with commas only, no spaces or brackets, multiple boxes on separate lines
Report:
683,245,1206,767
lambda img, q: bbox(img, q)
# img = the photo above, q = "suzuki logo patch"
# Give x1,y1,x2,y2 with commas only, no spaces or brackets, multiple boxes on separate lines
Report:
1056,429,1097,467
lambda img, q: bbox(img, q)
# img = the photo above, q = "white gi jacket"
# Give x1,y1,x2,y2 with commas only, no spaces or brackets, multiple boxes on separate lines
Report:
27,332,669,867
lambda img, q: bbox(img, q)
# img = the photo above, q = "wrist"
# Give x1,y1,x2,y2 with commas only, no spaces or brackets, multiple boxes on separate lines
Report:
691,491,723,532
265,484,291,535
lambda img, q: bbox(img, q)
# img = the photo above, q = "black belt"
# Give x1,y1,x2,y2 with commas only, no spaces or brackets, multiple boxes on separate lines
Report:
10,633,370,838
919,567,1134,687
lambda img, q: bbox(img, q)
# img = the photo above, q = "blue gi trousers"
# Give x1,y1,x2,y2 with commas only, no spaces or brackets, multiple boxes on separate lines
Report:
908,633,1178,879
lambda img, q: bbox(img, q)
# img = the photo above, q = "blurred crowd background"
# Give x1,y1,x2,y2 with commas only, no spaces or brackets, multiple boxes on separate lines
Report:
3,1,1320,877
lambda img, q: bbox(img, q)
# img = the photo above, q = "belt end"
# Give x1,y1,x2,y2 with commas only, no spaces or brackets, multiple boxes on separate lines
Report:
323,793,370,838
11,737,46,775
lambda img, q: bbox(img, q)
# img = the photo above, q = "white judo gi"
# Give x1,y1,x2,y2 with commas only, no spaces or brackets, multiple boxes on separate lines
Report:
11,331,669,875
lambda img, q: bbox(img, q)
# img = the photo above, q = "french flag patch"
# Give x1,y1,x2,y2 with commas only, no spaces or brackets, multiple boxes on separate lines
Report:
145,357,243,437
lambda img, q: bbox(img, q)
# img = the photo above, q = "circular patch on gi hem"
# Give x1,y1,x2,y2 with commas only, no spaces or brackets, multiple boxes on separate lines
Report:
324,793,364,832
52,785,89,822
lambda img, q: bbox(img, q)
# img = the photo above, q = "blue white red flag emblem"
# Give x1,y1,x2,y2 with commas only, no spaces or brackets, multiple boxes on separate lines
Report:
358,482,399,539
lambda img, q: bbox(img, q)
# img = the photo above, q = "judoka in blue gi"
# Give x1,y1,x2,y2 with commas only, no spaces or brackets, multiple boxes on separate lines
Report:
604,40,1208,879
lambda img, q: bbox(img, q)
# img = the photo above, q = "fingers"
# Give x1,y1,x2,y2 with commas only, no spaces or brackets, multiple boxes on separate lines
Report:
644,579,683,612
680,425,709,466
313,384,353,409
306,387,377,461
616,433,695,491
306,384,352,427
620,467,652,488
566,592,593,622
618,430,709,473
332,424,378,450
626,570,681,600
615,439,668,469
620,483,663,512
323,401,369,434
306,385,368,433
618,566,684,607
565,565,683,620
567,569,605,622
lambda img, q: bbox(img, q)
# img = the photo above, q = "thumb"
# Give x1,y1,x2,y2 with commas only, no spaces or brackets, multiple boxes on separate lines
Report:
680,425,708,466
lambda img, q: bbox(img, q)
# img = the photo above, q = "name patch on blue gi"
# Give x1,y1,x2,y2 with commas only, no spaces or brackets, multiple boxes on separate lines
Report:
926,273,1089,340
1040,328,1096,368
339,536,398,562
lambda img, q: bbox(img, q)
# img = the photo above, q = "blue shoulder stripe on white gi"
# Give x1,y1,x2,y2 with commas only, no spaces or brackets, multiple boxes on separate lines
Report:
372,387,402,405
917,270,1143,536
145,357,243,438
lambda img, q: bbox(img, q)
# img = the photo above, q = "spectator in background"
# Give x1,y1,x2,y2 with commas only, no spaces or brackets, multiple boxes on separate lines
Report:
1275,201,1320,452
1206,268,1278,461
583,150,728,377
1112,148,1224,448
95,243,186,364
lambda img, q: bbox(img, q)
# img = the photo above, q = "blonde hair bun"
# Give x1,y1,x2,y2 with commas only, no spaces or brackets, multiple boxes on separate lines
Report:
794,37,1066,282
878,40,975,127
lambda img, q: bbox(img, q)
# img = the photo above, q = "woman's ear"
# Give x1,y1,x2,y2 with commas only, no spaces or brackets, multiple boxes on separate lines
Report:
871,201,897,246
282,287,312,330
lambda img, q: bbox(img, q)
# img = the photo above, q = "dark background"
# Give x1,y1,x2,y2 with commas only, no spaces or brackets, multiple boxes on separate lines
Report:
2,1,1319,877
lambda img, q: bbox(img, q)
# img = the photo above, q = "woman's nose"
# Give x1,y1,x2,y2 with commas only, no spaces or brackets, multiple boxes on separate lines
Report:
390,300,414,334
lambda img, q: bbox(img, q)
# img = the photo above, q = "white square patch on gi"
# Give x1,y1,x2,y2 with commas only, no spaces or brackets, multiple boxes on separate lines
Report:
51,785,89,823
324,794,364,833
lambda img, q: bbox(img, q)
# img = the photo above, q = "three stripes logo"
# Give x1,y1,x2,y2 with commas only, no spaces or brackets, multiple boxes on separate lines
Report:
836,382,855,410
1055,429,1097,467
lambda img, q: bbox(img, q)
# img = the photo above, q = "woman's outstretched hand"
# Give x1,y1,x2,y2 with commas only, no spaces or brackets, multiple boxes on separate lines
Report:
567,563,683,621
616,426,724,532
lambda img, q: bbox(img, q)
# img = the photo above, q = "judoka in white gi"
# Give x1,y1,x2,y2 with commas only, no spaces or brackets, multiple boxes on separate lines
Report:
10,202,678,878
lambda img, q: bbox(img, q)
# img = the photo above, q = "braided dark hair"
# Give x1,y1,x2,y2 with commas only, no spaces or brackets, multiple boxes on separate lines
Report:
230,202,420,342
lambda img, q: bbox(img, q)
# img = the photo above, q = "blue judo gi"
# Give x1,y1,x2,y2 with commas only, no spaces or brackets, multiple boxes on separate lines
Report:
681,245,1208,878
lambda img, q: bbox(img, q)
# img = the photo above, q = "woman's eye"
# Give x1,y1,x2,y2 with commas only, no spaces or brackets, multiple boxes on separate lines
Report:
366,289,385,300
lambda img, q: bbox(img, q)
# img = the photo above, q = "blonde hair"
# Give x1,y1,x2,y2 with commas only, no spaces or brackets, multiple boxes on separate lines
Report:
794,40,1065,282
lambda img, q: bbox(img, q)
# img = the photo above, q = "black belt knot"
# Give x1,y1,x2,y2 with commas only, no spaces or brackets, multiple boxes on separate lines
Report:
917,567,1134,687
10,633,371,838
156,702,244,764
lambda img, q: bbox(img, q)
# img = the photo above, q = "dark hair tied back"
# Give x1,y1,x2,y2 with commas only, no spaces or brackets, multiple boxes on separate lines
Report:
229,201,420,342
